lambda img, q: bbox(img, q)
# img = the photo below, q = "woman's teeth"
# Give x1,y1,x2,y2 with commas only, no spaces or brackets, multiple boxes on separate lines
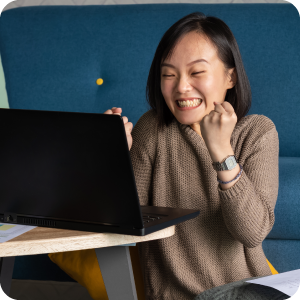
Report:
177,98,202,108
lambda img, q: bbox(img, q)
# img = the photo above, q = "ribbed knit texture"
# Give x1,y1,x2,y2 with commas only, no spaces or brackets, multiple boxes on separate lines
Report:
129,109,279,300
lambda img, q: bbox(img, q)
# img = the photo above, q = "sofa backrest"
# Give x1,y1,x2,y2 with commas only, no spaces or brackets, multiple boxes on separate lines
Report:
0,4,299,157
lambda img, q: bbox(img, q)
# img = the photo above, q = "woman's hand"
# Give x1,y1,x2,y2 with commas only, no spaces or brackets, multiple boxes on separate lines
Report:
200,101,237,155
103,107,133,151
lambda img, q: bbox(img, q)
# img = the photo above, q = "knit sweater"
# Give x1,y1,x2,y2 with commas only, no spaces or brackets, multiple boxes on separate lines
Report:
129,109,279,300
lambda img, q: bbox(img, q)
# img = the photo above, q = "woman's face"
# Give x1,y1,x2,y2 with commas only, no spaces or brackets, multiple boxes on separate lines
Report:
160,31,236,131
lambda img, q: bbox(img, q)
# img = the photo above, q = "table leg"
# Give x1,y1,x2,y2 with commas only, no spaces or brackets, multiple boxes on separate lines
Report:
95,246,138,300
0,256,15,297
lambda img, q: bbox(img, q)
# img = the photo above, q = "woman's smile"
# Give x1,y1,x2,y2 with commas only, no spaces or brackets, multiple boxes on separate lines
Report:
175,100,203,111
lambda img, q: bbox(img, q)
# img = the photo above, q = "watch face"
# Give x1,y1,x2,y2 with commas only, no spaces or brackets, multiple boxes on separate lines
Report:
227,157,235,168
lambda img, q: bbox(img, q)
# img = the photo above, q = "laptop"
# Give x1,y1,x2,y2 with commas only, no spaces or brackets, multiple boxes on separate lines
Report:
0,108,200,236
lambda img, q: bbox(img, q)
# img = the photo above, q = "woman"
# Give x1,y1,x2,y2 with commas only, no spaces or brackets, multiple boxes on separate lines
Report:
104,12,286,300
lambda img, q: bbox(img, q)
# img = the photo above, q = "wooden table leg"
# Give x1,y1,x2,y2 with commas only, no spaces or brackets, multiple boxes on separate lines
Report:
0,256,15,297
95,246,138,300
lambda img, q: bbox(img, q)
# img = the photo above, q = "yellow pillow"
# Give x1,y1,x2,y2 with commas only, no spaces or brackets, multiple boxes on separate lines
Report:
48,246,145,300
266,258,279,275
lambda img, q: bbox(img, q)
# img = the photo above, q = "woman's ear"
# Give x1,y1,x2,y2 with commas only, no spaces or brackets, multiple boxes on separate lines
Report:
227,67,237,89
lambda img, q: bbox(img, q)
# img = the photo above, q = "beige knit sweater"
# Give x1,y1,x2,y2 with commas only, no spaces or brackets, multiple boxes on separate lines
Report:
129,109,279,300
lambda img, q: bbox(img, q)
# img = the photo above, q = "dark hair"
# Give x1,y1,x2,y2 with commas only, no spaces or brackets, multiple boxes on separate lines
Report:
146,12,252,129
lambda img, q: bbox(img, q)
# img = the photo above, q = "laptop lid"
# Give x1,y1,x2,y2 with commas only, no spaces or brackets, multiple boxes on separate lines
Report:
0,108,144,230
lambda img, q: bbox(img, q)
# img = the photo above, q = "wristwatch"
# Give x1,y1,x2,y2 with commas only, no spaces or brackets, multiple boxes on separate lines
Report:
212,155,237,171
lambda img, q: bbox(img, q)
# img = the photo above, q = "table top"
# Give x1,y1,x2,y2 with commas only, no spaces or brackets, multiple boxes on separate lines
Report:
0,225,175,257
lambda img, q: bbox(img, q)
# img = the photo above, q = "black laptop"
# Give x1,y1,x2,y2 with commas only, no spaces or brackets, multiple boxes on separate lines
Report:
0,108,200,236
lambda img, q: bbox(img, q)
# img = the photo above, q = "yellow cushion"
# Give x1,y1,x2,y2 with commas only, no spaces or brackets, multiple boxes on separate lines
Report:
49,249,108,300
48,246,145,300
266,258,279,275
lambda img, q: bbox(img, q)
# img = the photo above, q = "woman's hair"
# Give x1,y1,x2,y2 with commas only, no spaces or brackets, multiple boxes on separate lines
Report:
146,12,252,129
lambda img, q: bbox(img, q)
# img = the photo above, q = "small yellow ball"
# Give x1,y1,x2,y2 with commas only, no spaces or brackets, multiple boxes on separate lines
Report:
96,78,103,85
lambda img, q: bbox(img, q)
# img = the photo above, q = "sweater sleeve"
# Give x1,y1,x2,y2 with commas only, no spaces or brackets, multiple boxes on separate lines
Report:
218,117,279,248
129,110,157,206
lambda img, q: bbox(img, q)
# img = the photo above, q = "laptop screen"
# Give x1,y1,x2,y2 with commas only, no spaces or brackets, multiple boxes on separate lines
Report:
0,108,144,229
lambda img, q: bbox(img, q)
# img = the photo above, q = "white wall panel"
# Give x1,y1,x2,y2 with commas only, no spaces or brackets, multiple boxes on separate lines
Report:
3,0,289,12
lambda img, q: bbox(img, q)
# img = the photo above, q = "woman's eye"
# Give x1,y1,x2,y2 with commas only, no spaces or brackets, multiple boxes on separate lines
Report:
163,71,203,77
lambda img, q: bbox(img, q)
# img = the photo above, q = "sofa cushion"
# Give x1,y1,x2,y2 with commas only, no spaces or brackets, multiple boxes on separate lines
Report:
267,157,300,240
48,249,108,300
262,239,300,273
0,4,299,157
13,254,75,282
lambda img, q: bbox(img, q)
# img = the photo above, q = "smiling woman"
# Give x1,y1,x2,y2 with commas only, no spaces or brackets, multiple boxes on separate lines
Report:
127,12,283,300
160,31,237,137
146,12,251,132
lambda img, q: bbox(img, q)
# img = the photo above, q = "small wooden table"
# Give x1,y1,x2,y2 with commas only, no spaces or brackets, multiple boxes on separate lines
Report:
0,226,175,300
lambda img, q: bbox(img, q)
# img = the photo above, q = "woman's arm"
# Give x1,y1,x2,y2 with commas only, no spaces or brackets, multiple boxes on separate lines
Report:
216,125,279,248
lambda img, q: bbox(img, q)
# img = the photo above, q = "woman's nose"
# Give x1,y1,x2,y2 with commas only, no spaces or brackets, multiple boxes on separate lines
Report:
176,76,192,93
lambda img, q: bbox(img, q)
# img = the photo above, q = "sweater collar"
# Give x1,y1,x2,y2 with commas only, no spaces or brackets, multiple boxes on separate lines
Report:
175,119,207,149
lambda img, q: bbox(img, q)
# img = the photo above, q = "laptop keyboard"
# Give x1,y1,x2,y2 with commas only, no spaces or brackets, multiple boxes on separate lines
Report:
142,214,163,225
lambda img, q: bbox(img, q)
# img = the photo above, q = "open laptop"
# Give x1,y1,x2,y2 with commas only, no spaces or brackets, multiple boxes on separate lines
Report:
0,108,200,236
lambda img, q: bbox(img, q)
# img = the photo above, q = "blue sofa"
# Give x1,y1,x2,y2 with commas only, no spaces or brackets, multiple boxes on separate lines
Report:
0,3,299,285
